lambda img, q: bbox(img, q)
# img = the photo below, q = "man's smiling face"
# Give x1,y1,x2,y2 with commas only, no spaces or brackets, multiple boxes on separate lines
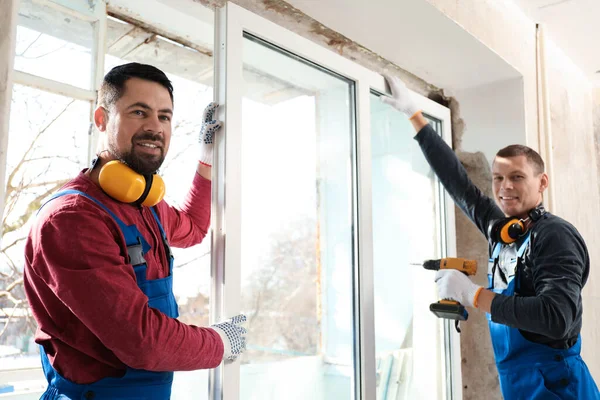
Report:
492,154,548,218
101,77,173,175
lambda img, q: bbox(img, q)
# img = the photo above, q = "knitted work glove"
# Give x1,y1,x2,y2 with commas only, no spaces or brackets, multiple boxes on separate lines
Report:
211,314,247,362
198,102,222,166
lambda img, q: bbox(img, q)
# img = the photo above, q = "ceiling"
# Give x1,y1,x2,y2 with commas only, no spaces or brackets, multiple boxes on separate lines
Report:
286,0,599,88
285,0,522,92
514,0,600,85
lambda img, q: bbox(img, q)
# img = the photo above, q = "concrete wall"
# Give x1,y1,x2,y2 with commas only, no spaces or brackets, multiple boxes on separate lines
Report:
451,77,527,165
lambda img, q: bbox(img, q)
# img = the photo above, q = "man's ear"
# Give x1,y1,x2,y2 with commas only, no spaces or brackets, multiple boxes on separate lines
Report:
539,172,549,192
94,106,108,132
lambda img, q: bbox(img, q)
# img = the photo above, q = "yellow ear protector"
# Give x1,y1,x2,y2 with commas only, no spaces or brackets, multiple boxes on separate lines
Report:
488,205,546,244
93,158,166,207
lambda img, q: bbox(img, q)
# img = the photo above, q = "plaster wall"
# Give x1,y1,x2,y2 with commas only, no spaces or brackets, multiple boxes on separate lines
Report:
451,77,527,165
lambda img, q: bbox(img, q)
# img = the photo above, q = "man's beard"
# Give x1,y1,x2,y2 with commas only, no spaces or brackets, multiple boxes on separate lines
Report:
109,132,165,175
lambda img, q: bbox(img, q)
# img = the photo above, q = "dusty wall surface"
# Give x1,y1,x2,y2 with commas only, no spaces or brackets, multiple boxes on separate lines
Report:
595,88,600,200
425,0,539,150
454,151,502,400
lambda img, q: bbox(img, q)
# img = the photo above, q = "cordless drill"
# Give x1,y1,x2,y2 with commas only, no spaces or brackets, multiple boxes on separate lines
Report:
419,257,477,322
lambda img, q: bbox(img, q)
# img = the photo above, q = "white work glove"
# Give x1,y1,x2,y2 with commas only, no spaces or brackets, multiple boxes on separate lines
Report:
211,314,247,362
198,102,223,167
435,270,482,308
380,74,421,118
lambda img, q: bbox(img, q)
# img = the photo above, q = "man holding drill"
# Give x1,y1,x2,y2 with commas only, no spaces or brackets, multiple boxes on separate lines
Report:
382,75,599,399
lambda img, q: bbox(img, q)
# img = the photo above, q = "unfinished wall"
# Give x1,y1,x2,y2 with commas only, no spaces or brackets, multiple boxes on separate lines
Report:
425,0,539,150
454,150,501,399
595,88,600,200
451,77,527,165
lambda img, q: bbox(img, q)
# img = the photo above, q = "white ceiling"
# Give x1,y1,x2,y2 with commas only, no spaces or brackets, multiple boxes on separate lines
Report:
285,0,522,92
286,0,599,88
514,0,600,85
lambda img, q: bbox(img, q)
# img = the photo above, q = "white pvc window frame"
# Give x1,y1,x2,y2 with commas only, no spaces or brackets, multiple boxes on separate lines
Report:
211,3,460,400
10,0,107,166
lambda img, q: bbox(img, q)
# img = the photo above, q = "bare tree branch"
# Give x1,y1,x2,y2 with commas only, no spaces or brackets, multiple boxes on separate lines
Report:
16,33,43,57
5,99,75,199
173,250,210,269
0,306,19,338
3,179,68,235
21,42,69,60
1,251,19,276
4,277,23,293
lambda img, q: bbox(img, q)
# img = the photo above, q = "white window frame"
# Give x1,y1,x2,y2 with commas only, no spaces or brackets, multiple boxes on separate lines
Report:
10,0,107,166
212,3,460,400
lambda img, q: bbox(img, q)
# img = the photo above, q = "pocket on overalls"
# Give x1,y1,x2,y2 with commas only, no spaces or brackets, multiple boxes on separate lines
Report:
537,362,577,400
502,368,563,400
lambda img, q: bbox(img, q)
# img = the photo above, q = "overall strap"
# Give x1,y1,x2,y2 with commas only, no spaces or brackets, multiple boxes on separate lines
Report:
517,233,531,258
40,190,151,266
40,190,129,233
514,232,531,292
149,207,173,263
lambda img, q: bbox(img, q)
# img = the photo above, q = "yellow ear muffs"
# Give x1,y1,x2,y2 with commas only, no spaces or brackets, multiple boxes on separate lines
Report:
488,217,526,244
499,219,524,244
98,160,165,207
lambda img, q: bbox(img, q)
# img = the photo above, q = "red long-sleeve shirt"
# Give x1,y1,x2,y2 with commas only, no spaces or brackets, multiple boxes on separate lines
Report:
23,170,223,384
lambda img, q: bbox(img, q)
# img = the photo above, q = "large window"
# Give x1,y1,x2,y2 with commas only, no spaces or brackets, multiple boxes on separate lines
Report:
371,93,447,399
239,34,356,399
1,1,458,399
14,0,95,89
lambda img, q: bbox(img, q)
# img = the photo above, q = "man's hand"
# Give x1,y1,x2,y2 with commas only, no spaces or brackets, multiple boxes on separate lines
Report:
381,74,421,118
210,314,247,362
435,270,483,308
198,102,223,167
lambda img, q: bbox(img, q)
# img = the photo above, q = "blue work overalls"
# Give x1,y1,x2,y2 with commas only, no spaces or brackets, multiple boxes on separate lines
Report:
38,190,179,400
488,234,600,399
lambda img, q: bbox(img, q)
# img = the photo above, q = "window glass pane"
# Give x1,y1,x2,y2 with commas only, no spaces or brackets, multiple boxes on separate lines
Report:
370,92,446,399
15,0,95,89
239,34,356,400
104,12,214,399
1,84,90,395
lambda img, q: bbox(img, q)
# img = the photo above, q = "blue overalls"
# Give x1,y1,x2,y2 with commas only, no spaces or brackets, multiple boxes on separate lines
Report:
488,233,600,399
38,190,179,400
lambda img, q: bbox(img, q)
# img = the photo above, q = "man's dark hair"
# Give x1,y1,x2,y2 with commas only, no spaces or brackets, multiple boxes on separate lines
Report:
97,62,173,108
495,144,545,175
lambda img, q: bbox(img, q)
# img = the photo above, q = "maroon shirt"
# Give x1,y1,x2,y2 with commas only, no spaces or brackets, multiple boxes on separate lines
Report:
24,170,223,384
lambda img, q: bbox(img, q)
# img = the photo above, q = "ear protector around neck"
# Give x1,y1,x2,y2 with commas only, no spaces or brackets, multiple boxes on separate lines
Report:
487,205,546,245
95,159,165,207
